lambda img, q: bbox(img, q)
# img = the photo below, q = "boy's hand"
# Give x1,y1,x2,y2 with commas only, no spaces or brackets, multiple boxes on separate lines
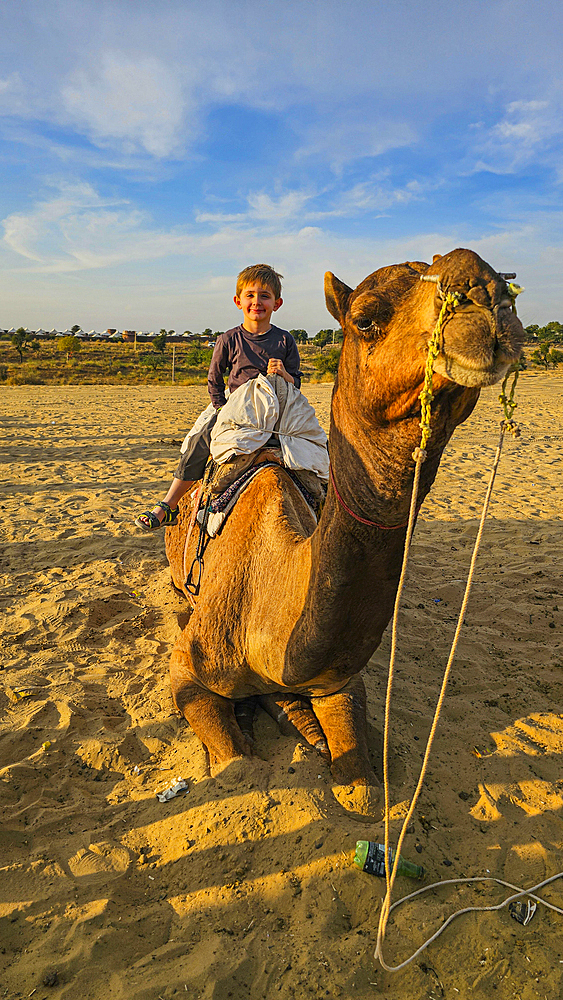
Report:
267,358,294,384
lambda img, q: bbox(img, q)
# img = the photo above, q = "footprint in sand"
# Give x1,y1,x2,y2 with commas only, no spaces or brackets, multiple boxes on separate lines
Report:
67,841,131,884
503,840,547,889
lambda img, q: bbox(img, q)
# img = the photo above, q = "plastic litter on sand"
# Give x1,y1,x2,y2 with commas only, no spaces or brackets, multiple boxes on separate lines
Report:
156,778,190,803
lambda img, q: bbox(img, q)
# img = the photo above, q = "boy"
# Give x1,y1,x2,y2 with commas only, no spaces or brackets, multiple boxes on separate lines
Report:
135,264,302,530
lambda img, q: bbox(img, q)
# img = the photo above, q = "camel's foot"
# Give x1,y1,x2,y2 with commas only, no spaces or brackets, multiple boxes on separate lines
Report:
234,698,257,746
311,674,378,787
331,781,383,819
259,693,330,760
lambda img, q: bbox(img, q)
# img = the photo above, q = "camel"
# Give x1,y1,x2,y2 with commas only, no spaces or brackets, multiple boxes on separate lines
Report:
165,248,524,815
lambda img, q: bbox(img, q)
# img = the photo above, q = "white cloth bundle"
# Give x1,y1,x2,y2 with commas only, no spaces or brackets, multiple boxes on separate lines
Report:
209,374,329,480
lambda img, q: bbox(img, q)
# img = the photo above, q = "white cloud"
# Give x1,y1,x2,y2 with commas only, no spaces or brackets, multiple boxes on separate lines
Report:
246,190,315,221
312,178,423,217
1,177,555,331
196,176,423,229
296,118,417,171
1,180,193,270
0,73,28,115
61,52,187,157
471,98,563,174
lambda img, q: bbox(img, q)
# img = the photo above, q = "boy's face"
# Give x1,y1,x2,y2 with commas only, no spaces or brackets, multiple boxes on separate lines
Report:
234,281,283,332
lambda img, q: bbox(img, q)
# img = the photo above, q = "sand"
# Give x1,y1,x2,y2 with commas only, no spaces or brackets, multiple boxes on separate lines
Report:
1,373,562,1000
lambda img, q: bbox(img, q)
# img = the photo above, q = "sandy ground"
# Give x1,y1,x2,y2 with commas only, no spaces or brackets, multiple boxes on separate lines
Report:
1,373,563,1000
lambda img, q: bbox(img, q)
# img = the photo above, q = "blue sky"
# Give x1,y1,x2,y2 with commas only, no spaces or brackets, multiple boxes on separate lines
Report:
0,0,562,332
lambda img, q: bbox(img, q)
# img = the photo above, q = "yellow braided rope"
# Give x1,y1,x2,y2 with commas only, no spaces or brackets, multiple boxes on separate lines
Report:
418,293,462,452
375,297,522,971
499,363,522,437
379,291,462,938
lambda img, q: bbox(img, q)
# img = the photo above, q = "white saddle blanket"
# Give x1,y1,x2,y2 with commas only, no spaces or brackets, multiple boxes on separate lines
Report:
209,374,329,480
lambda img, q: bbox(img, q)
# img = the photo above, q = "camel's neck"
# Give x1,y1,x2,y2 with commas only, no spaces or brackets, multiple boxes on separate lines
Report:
284,362,478,692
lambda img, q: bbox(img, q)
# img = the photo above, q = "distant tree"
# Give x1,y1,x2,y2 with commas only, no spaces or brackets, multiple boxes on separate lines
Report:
57,335,82,362
313,346,341,378
186,347,213,367
138,352,165,371
333,328,344,344
530,342,563,369
153,331,168,353
539,321,563,344
525,324,540,342
202,328,212,338
11,327,40,363
71,324,81,334
183,330,193,337
289,329,308,344
314,329,333,352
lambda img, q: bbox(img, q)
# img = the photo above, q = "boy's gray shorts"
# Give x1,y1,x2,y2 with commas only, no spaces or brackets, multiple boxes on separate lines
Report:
175,406,218,481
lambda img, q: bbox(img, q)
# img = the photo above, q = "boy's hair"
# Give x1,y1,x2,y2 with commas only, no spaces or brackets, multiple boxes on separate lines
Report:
236,264,283,300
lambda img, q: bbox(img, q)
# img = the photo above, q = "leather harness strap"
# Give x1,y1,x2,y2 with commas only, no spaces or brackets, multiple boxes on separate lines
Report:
182,481,204,608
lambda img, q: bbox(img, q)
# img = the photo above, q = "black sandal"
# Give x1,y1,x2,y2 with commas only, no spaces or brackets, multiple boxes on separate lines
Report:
134,501,179,531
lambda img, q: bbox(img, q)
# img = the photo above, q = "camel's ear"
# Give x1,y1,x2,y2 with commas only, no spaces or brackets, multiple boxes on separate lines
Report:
325,272,353,324
432,253,442,263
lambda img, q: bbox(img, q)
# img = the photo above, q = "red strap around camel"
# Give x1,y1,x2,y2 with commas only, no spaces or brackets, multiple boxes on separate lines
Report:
329,465,417,529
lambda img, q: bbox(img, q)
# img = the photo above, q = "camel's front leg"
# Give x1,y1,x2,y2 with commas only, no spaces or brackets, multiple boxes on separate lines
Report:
310,674,382,817
170,647,252,762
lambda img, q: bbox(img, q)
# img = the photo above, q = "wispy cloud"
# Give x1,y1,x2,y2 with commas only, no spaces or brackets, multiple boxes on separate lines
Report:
196,176,423,228
471,98,563,174
61,52,188,158
296,117,417,172
1,180,191,270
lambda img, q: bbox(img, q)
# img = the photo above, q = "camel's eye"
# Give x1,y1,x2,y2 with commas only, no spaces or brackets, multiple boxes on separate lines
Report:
355,317,373,331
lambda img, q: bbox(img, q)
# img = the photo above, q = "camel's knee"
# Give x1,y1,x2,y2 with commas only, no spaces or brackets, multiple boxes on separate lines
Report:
170,648,252,761
169,647,199,713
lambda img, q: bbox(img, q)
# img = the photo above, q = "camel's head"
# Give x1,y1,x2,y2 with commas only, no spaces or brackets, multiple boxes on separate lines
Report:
325,248,525,393
418,248,525,387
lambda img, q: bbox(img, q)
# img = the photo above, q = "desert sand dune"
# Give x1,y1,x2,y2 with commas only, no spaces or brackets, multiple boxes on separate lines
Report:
1,374,562,999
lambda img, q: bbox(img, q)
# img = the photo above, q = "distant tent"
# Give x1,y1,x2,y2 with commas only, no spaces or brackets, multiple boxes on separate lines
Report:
35,329,48,337
8,327,16,334
109,332,122,340
74,331,86,338
49,328,59,336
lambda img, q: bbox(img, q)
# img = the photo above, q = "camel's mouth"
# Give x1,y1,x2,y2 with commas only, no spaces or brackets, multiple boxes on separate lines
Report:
433,352,516,388
431,303,524,388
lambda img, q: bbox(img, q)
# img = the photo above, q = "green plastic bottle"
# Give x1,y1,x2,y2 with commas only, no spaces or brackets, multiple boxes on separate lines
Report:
353,841,424,879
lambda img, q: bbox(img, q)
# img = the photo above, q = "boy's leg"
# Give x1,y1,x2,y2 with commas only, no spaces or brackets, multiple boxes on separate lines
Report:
135,406,218,528
149,477,196,524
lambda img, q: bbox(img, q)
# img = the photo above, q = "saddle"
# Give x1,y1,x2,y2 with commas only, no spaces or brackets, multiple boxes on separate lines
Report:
197,447,324,538
183,448,326,601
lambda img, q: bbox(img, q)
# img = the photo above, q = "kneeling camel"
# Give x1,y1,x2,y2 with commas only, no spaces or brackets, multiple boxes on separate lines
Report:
165,248,524,815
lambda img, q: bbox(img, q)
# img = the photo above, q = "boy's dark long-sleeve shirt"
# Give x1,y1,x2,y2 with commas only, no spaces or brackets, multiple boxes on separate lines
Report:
207,324,303,408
